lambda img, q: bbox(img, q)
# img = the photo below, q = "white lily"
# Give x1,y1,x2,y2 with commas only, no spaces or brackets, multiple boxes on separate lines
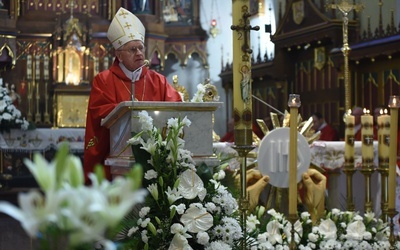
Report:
24,153,56,192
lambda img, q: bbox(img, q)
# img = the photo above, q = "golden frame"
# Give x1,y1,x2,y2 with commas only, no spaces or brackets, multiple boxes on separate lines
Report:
54,86,90,128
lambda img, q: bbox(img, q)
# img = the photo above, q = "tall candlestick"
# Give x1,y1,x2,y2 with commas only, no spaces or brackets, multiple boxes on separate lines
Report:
35,55,41,80
27,55,32,80
44,56,49,80
388,96,400,210
288,94,301,215
361,109,374,167
345,109,355,165
378,109,390,163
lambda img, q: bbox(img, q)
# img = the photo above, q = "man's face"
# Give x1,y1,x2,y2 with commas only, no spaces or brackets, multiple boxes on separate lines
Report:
352,108,363,125
116,41,146,71
312,115,321,131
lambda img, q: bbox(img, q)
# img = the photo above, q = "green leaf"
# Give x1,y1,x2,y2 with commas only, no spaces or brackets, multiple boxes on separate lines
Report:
126,164,143,190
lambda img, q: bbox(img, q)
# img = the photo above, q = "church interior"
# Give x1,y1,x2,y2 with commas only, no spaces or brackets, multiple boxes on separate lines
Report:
1,0,400,249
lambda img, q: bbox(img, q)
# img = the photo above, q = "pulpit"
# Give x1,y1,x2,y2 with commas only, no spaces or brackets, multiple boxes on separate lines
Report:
101,101,223,176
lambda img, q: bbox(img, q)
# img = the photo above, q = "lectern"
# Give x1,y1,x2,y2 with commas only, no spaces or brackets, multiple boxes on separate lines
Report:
101,101,222,176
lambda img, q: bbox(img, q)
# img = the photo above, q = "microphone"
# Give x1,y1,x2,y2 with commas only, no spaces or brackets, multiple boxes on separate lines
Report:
131,60,150,102
133,59,149,73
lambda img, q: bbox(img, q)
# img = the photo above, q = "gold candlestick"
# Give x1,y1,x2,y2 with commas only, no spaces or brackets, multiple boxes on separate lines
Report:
378,109,390,219
388,96,399,210
26,55,33,122
288,94,300,250
230,1,259,248
388,96,400,209
388,95,399,250
344,109,356,211
35,80,41,123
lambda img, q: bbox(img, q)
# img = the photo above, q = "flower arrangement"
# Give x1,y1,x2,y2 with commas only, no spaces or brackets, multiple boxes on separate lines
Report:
247,207,399,250
0,85,30,133
118,111,242,249
0,143,146,250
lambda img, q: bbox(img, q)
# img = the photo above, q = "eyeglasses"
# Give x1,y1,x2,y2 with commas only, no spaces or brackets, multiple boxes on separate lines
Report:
118,46,146,55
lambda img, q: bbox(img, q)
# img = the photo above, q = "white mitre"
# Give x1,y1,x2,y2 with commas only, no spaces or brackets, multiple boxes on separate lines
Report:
107,7,145,49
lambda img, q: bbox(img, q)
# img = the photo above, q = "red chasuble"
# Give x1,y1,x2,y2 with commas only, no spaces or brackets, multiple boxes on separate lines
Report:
84,59,182,181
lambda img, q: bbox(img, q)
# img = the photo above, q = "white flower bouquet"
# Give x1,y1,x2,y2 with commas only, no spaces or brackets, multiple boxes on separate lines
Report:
247,207,399,250
118,111,242,249
0,85,30,133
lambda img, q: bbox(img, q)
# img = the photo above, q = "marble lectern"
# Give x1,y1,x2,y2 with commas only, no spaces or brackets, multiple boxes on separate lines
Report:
101,101,222,176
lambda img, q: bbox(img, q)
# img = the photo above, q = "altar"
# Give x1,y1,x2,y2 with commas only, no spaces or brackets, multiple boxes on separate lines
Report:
1,128,400,218
215,140,400,217
310,141,381,213
0,128,85,186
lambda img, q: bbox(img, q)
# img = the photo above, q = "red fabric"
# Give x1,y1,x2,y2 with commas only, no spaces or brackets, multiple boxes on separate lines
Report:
318,124,339,141
84,59,182,181
220,131,234,142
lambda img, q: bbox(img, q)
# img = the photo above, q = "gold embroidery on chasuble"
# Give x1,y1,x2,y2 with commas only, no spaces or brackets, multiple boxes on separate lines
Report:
86,136,98,150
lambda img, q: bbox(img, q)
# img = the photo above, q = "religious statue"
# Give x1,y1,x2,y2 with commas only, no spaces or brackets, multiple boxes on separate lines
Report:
10,84,21,107
240,64,251,103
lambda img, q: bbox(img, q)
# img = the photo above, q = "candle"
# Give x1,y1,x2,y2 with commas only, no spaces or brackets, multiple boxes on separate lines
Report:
35,55,40,80
361,108,374,167
288,94,301,216
388,96,400,210
44,56,49,80
345,109,355,165
231,1,253,146
377,109,390,164
27,55,32,80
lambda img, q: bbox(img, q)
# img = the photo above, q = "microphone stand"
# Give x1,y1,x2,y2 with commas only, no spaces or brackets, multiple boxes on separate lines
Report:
131,61,149,102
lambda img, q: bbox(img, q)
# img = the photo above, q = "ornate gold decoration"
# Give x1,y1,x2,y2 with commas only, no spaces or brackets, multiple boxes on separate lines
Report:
172,75,189,102
85,136,98,150
314,47,326,70
202,79,219,102
292,0,305,25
